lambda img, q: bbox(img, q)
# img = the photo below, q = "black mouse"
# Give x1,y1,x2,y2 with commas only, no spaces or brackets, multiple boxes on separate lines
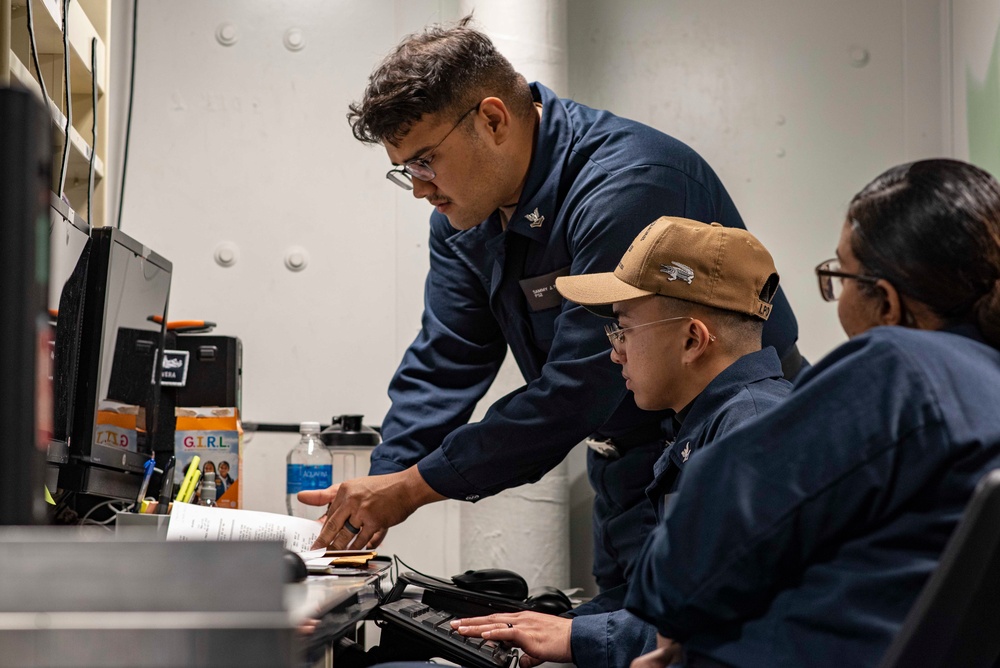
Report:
282,549,308,583
525,586,573,615
451,568,529,600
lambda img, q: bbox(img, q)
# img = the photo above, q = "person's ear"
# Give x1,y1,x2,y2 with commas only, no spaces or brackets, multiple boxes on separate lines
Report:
478,97,511,145
873,279,905,326
681,319,712,365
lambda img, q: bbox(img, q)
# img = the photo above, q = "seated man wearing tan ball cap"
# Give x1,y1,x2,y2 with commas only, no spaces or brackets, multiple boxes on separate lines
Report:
449,217,794,667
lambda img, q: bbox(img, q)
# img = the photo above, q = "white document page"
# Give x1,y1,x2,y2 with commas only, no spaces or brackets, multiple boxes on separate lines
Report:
166,502,322,553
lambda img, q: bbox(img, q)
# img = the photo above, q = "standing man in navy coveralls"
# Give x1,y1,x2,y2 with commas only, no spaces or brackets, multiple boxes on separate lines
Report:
303,17,802,593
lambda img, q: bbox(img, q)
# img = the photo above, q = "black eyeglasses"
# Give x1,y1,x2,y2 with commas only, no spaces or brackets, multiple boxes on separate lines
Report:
385,104,480,190
815,258,880,302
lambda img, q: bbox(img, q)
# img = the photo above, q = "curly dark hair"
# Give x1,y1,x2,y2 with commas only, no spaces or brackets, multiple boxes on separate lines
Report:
348,15,535,146
848,159,1000,347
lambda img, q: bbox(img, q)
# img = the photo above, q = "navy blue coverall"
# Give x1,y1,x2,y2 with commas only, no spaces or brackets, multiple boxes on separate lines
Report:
625,325,1000,667
570,347,792,667
369,82,801,590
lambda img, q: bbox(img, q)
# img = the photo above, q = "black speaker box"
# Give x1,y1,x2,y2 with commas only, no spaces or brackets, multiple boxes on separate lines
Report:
172,335,242,412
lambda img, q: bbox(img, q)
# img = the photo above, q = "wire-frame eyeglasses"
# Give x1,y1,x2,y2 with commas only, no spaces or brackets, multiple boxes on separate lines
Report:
385,104,481,191
604,316,717,355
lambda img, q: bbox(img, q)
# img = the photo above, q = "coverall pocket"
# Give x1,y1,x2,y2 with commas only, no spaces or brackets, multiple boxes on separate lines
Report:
528,307,559,348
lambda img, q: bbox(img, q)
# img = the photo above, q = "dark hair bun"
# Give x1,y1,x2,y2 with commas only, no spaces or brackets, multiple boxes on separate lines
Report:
976,279,1000,347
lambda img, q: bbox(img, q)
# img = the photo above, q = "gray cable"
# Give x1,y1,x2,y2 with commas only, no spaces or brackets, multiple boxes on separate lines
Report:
117,0,139,230
87,37,97,224
56,0,72,198
25,0,50,106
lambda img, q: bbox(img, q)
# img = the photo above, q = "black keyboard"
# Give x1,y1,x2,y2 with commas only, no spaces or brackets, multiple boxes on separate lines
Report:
380,598,518,668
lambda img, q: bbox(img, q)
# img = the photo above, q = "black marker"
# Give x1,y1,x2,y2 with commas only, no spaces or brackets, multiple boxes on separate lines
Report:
155,455,176,514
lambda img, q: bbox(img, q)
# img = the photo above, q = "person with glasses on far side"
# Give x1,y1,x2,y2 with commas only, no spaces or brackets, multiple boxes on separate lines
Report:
300,15,804,601
447,217,793,667
617,159,1000,668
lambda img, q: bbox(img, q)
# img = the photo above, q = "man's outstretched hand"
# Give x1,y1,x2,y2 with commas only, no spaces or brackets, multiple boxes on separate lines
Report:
300,466,446,550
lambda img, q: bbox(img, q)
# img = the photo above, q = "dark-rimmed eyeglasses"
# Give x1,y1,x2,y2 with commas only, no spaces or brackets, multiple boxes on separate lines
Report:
604,317,717,355
385,104,480,190
815,258,881,302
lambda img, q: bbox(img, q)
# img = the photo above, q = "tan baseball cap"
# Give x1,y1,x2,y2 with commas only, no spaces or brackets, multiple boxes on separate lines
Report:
555,216,778,319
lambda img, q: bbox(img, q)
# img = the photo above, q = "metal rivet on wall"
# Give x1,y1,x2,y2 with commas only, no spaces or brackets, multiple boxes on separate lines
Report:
284,247,309,272
849,47,870,68
284,28,306,52
214,242,240,268
216,23,239,47
776,148,786,158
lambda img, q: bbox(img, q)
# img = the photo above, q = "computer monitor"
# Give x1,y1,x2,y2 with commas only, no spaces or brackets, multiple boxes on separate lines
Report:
58,226,173,501
45,195,92,490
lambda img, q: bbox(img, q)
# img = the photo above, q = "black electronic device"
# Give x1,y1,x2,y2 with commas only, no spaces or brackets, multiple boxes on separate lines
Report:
59,226,172,500
375,571,525,668
524,586,573,615
171,334,242,411
45,195,93,492
452,568,530,600
0,88,51,525
281,548,309,583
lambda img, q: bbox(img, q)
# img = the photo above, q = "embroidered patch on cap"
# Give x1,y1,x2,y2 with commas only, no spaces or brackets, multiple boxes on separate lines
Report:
660,261,695,285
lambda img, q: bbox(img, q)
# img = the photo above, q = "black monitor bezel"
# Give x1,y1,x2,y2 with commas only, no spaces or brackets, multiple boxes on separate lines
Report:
47,194,92,462
67,226,172,480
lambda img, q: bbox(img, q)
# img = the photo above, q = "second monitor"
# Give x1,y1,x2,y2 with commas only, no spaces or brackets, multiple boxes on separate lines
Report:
59,226,173,501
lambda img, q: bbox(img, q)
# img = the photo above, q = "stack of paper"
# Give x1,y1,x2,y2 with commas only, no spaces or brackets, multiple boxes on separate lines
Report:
301,549,379,574
166,502,378,573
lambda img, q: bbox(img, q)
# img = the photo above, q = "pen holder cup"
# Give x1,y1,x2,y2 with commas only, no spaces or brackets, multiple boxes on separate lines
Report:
115,511,171,540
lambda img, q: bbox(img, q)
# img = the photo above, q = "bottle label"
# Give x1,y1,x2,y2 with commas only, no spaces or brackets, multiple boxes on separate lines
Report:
286,464,332,494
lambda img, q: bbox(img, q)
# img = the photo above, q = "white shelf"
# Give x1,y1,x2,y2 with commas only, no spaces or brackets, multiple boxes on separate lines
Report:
7,0,110,226
9,51,105,199
12,0,106,95
11,52,104,175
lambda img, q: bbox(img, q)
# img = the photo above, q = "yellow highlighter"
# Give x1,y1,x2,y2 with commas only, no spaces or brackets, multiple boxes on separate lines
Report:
180,470,202,504
175,455,201,506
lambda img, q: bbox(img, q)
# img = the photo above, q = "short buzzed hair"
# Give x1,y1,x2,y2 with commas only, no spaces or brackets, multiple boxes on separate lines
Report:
347,15,535,146
656,296,764,355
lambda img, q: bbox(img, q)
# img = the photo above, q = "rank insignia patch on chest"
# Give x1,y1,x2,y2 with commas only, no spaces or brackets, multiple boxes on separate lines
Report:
526,208,545,228
680,442,692,462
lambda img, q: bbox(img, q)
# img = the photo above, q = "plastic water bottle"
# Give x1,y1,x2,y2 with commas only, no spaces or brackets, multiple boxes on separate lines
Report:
200,472,217,507
286,421,333,518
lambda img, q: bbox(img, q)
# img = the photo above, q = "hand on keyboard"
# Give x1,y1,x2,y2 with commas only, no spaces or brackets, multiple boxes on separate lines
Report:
451,610,573,667
380,599,518,668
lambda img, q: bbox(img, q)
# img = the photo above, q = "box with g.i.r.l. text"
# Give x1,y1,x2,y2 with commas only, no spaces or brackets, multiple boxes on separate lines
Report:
175,406,242,508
